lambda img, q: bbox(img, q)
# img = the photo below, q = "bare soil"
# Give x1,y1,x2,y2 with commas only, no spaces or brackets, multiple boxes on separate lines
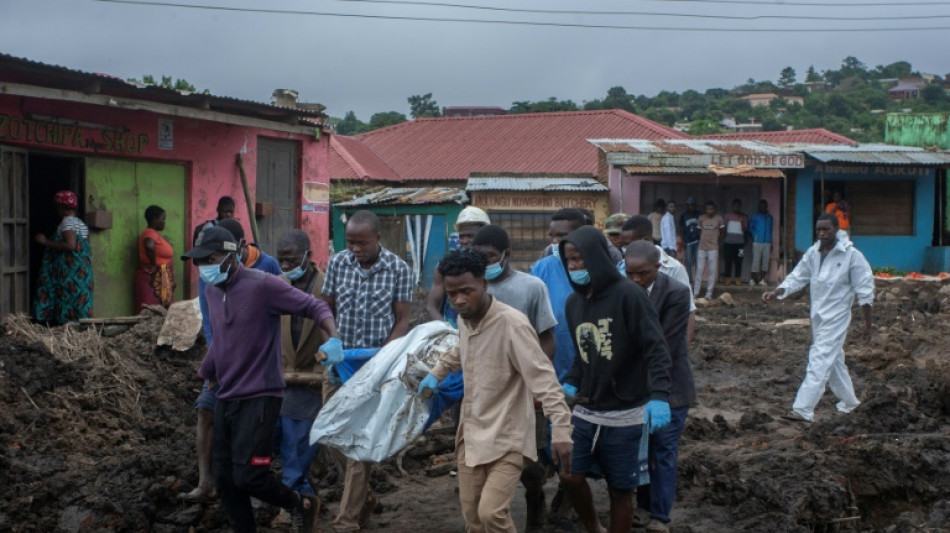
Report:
2,281,950,532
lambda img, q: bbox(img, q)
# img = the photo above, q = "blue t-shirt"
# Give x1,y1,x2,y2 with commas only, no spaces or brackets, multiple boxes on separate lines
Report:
749,212,774,244
530,254,574,381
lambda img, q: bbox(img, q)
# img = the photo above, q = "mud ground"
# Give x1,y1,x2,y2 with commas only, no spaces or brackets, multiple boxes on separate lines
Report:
2,280,950,532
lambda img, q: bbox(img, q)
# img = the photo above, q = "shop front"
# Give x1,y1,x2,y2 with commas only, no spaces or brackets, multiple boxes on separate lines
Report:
467,175,609,271
0,54,330,318
790,144,950,271
592,139,804,282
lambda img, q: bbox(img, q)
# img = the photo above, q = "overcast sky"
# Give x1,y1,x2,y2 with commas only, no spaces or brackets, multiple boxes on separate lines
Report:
2,0,949,119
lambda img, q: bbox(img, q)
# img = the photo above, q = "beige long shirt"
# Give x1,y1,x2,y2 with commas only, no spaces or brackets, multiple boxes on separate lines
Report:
432,297,573,468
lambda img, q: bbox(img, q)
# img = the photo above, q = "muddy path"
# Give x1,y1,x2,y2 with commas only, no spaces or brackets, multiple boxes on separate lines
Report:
2,281,950,532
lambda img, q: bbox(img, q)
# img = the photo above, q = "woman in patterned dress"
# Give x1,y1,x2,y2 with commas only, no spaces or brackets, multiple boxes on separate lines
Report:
33,190,94,324
135,205,175,310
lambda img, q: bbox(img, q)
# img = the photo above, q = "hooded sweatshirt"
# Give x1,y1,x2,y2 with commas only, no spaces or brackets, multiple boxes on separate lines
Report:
560,226,671,412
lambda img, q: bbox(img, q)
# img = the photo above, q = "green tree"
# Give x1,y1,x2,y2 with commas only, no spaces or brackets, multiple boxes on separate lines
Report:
335,111,369,135
840,56,869,80
603,86,636,112
408,93,440,118
133,74,207,93
805,65,821,82
688,119,722,135
922,84,947,105
368,111,407,130
508,97,578,114
778,66,797,88
873,61,912,79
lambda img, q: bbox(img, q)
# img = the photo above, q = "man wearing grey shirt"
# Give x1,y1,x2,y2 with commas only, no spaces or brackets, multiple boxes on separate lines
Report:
472,224,557,531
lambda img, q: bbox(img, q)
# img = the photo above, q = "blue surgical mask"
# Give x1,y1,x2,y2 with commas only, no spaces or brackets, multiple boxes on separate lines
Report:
484,252,506,281
199,255,231,286
550,243,560,258
570,269,591,286
283,253,309,281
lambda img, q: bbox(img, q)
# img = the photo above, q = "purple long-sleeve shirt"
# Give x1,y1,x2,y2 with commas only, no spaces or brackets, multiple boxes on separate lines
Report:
198,265,334,401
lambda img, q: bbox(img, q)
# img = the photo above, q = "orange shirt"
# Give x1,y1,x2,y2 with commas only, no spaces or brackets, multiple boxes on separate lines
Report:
139,228,174,266
825,202,850,230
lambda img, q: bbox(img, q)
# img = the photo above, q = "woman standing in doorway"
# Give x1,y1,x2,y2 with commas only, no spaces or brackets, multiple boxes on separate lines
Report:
33,190,94,324
136,205,175,310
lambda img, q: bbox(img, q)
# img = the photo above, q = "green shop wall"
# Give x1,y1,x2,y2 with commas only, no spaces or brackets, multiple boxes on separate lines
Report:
85,157,186,317
331,204,463,288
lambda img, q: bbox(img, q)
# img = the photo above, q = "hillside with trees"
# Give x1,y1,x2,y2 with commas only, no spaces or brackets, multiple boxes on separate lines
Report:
331,57,950,142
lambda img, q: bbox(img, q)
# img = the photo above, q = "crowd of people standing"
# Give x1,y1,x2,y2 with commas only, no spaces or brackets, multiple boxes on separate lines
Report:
28,187,872,532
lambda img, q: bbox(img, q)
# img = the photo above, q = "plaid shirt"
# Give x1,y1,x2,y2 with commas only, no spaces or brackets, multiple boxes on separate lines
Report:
322,246,413,349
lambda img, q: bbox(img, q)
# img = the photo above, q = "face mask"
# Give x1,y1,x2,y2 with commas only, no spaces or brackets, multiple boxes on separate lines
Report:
484,252,506,281
283,253,309,281
550,243,560,258
570,269,591,286
199,255,231,286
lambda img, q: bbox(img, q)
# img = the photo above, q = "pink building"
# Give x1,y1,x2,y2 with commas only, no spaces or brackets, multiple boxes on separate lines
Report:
0,54,331,317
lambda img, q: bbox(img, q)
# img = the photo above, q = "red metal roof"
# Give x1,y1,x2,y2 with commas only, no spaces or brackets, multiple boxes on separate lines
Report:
700,129,857,145
330,134,401,181
330,110,688,182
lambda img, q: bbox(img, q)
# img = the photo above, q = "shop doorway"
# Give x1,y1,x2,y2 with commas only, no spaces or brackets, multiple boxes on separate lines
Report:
28,153,84,308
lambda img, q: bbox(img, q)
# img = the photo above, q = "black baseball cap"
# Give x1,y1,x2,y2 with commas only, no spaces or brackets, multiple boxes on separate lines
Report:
182,226,238,260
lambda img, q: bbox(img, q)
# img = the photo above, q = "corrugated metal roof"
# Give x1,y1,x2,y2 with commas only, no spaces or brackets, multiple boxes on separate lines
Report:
330,135,401,181
336,187,468,207
467,177,609,192
330,110,688,182
701,128,857,146
591,139,806,169
785,143,950,165
0,53,327,125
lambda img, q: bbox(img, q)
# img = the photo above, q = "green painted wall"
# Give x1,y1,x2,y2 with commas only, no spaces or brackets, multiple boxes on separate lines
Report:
885,113,950,150
86,158,186,317
330,204,464,252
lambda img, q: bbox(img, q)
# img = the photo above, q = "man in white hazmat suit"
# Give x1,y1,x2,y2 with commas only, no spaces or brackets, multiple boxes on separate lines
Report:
762,213,874,422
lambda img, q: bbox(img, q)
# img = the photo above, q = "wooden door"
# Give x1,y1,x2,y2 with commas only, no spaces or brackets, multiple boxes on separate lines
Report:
86,158,186,317
256,138,299,253
0,147,30,316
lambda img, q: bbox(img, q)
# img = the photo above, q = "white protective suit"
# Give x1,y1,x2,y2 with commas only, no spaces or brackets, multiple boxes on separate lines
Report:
777,231,874,421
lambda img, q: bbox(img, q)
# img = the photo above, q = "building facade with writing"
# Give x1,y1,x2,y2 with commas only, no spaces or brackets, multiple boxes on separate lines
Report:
788,145,950,272
592,139,797,282
0,54,331,318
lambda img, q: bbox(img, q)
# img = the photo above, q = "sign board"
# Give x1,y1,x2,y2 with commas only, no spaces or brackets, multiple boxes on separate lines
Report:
158,119,173,150
607,152,805,169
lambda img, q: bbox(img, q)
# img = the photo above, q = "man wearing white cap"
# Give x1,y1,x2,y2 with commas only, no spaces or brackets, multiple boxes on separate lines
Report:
426,206,491,324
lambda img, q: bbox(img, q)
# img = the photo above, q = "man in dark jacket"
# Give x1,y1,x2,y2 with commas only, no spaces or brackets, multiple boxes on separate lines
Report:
624,241,696,533
557,226,672,533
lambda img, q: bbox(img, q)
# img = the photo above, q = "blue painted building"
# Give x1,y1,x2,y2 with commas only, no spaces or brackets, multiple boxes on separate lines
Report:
790,145,950,272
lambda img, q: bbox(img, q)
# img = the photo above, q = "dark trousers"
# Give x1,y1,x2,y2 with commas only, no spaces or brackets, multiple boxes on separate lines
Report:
722,243,744,279
636,406,688,523
214,396,300,533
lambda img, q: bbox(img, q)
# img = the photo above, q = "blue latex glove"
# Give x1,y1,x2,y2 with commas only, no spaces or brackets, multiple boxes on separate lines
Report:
325,364,342,386
418,373,440,397
318,338,343,366
645,400,671,434
562,383,578,400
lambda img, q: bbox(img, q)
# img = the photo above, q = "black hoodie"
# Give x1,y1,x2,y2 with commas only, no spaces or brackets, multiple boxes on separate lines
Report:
560,226,671,411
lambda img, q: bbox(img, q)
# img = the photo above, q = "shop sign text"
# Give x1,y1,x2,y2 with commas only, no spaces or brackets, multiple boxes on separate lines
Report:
0,113,149,154
476,193,599,210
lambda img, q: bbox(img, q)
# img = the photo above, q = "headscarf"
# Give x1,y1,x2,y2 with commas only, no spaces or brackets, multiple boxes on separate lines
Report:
53,190,78,209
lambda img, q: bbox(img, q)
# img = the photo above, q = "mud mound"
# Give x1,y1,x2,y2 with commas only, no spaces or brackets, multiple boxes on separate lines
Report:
0,315,214,532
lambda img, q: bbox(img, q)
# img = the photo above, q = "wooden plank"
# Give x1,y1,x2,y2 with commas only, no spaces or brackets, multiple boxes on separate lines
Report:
78,316,145,325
